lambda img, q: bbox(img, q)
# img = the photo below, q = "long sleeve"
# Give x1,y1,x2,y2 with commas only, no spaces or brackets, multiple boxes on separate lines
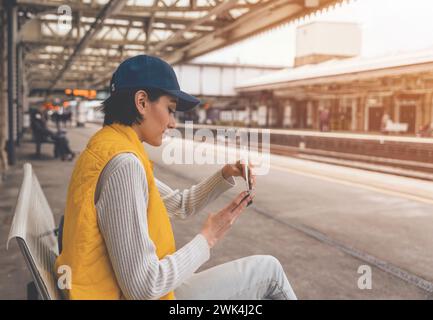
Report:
95,153,211,300
156,167,235,219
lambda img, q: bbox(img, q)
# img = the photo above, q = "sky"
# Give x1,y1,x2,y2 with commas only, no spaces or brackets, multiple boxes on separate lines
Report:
193,0,433,67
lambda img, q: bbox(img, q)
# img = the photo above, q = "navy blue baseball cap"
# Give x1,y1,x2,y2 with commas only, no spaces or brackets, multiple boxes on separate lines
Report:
108,55,200,111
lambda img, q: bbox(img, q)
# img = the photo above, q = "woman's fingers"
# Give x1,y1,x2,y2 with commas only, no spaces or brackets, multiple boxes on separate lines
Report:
217,192,250,228
249,161,258,187
242,160,255,188
226,196,251,228
236,160,244,172
228,160,257,189
230,193,252,216
224,191,249,212
223,190,255,222
203,191,254,248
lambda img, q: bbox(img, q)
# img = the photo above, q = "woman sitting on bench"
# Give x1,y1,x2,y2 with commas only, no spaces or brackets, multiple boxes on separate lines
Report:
56,55,297,300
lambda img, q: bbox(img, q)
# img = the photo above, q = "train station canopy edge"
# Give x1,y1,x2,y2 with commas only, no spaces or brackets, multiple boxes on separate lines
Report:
235,47,433,92
1,0,345,92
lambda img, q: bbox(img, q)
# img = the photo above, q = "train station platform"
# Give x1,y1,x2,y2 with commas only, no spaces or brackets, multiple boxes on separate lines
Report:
176,123,433,180
1,123,433,300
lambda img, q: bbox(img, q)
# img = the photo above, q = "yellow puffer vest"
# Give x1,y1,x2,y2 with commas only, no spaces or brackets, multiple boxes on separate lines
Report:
55,123,176,300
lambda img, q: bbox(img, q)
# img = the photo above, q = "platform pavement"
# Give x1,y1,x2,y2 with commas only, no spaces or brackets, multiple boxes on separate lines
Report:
0,123,430,299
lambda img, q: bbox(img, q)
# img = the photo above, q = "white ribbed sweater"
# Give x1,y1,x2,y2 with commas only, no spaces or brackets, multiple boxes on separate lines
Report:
94,153,235,300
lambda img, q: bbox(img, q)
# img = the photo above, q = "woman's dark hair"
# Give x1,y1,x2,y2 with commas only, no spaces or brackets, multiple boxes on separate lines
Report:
99,87,167,126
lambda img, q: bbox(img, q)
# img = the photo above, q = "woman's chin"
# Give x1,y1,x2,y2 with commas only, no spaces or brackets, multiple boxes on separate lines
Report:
148,137,163,147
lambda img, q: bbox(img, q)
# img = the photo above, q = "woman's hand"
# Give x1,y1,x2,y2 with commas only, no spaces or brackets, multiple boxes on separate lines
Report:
200,191,255,248
222,160,256,189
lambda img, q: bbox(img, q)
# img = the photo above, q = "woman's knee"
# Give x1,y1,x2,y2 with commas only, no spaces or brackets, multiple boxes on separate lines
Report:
248,255,285,277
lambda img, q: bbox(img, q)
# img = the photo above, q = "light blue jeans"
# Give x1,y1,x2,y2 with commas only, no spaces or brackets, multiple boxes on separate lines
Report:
175,255,297,300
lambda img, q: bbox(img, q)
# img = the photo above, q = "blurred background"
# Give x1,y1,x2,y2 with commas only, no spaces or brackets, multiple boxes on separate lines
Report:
1,0,433,300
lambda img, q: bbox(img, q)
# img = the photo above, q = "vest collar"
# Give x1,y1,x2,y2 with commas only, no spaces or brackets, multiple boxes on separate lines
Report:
108,123,149,159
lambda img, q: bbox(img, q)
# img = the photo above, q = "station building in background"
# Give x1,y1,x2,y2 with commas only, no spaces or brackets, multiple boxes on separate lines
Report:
235,22,433,134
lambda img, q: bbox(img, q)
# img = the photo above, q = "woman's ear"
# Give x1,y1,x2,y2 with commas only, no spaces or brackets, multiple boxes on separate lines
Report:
135,90,148,116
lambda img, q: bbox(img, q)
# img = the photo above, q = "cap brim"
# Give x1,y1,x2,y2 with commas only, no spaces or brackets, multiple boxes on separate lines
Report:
164,89,201,112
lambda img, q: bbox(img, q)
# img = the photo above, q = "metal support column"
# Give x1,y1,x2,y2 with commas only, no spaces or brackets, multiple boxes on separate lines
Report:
16,43,22,146
6,0,16,166
14,45,21,146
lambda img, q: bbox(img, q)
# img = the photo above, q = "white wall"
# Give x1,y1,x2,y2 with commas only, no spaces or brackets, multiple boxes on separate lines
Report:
174,64,279,97
296,22,362,58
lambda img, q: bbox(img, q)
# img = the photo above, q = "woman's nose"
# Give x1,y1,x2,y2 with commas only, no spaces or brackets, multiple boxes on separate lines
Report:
168,116,176,129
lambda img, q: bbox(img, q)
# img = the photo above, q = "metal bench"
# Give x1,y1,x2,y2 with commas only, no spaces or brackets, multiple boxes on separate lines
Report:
7,163,63,300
